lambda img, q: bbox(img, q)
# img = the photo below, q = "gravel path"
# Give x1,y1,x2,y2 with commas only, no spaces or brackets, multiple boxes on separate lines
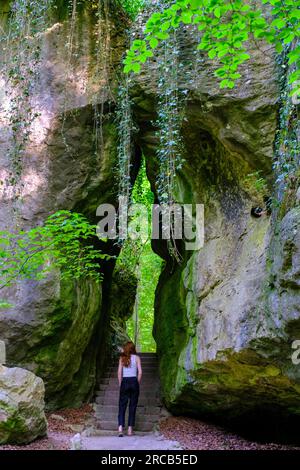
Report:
160,417,300,451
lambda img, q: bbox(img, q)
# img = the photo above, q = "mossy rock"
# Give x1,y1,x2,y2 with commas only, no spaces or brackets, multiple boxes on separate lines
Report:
0,367,47,444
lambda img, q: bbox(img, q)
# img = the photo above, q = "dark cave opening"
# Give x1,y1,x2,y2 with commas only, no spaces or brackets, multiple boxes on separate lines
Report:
225,406,300,446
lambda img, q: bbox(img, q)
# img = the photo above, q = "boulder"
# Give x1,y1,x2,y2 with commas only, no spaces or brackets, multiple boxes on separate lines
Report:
0,366,47,444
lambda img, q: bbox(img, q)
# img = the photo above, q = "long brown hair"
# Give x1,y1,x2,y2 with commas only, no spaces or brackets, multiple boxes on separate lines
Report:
120,341,136,367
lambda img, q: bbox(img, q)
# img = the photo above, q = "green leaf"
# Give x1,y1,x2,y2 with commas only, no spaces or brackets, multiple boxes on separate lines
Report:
271,18,286,29
161,21,171,31
215,68,227,77
149,37,158,49
156,31,169,40
288,69,300,84
290,9,300,19
208,49,217,59
197,22,207,31
181,12,192,24
214,7,221,18
230,72,241,79
289,85,300,98
288,46,300,64
220,79,229,88
132,63,141,73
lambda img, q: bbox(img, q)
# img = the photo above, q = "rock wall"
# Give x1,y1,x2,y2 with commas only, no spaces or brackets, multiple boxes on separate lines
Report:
0,0,128,408
130,7,300,423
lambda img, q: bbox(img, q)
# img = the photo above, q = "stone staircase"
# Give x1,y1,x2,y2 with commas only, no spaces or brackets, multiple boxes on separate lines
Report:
94,353,164,433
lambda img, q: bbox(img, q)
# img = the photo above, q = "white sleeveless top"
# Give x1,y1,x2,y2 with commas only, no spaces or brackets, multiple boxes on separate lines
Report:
122,354,137,378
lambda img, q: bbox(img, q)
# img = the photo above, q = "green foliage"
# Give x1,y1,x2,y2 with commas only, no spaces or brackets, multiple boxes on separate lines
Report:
124,0,300,95
127,243,161,352
117,160,161,352
117,159,153,274
119,0,144,19
243,171,268,206
0,300,13,309
131,159,154,208
244,171,268,194
0,211,109,306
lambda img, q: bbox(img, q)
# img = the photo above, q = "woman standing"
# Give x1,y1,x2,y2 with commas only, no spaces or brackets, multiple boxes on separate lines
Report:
118,341,142,437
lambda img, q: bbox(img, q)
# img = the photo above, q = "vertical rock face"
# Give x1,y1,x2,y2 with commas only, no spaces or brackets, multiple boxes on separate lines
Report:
0,1,128,408
130,11,300,421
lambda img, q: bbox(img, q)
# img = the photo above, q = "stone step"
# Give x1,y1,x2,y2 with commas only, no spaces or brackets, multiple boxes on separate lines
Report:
105,364,158,374
110,361,158,366
111,358,158,365
105,374,158,381
98,420,155,432
96,389,160,397
97,384,160,392
103,372,158,380
105,371,158,379
108,362,158,368
95,395,160,404
95,405,162,414
96,379,159,394
95,411,161,422
100,376,159,384
91,430,151,436
137,355,158,360
97,387,160,394
95,396,162,406
137,353,157,356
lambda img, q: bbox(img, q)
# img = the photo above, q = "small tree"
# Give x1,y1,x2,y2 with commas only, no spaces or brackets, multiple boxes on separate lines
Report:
0,210,110,308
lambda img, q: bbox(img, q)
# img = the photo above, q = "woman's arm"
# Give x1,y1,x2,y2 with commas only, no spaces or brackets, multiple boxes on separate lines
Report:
118,357,123,386
137,356,142,384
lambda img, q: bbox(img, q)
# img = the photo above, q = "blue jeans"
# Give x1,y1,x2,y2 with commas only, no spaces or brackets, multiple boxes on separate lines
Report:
118,377,140,427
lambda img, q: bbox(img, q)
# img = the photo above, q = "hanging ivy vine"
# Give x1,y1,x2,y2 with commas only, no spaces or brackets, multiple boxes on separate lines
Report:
273,42,300,215
117,75,134,209
2,0,52,186
92,0,113,156
156,30,185,205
